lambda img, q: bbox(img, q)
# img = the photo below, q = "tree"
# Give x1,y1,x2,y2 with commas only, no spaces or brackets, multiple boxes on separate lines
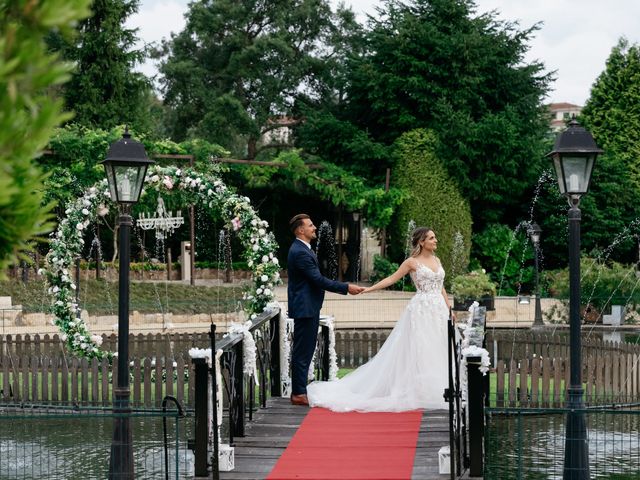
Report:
390,129,472,282
581,38,640,190
0,0,91,277
157,0,339,158
297,0,553,230
47,0,152,132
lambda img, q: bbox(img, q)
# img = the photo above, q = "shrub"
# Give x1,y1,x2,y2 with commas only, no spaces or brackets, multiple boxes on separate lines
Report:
390,129,472,286
450,270,497,302
370,254,414,291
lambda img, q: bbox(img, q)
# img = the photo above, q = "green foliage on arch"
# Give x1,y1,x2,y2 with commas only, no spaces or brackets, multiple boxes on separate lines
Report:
42,165,280,359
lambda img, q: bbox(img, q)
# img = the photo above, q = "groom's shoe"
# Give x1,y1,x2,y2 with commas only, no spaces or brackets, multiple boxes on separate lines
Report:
290,394,309,406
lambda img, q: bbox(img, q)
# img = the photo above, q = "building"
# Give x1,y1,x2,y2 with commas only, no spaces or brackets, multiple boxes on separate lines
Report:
548,102,582,132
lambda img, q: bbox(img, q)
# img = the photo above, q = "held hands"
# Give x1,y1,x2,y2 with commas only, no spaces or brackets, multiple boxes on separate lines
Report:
347,284,366,295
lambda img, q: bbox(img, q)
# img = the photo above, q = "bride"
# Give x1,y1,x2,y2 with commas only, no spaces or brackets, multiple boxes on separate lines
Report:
306,227,455,412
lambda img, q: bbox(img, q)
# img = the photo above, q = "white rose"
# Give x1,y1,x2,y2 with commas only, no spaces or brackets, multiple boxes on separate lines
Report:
263,288,272,296
83,199,91,207
52,286,59,293
247,260,253,268
258,228,266,235
208,189,214,196
61,334,68,342
151,175,159,182
272,258,279,265
76,223,84,230
256,288,263,295
175,169,182,176
251,314,257,320
251,219,257,226
262,255,269,263
82,208,89,215
260,275,268,282
252,245,260,252
38,268,44,275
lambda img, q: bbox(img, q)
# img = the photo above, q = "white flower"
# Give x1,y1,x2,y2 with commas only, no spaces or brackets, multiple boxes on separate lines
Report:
251,219,257,226
97,204,109,217
207,189,214,196
76,223,84,230
263,288,272,296
52,286,59,293
83,199,91,207
91,334,103,346
89,187,96,194
272,258,279,265
151,175,159,182
260,275,269,282
258,228,266,235
262,255,269,263
252,245,260,252
256,288,263,295
61,334,68,342
251,313,257,320
175,169,182,176
38,268,44,275
247,260,253,268
82,208,89,215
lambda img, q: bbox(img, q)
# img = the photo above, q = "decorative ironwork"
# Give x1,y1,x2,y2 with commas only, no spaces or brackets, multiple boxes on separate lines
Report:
136,196,184,240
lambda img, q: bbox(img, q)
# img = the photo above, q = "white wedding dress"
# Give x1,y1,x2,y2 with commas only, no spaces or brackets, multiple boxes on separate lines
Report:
307,263,450,412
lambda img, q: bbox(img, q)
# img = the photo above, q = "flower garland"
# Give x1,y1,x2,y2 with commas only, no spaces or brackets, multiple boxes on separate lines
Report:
42,165,281,359
227,321,258,381
459,302,491,375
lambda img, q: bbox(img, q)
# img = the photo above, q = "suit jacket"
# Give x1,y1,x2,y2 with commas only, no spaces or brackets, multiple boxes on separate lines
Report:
287,239,348,318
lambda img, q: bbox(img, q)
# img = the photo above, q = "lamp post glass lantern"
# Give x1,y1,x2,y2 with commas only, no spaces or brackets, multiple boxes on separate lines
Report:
548,120,602,480
103,130,154,479
528,223,543,328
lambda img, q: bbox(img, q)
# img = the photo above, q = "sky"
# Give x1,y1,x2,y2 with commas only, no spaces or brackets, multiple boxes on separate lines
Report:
128,0,640,106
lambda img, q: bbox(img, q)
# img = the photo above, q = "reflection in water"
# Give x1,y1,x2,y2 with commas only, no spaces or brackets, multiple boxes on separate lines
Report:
486,410,640,479
0,413,194,479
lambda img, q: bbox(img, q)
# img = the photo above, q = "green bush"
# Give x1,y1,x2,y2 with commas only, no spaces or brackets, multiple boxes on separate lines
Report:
546,257,640,312
450,270,497,302
370,254,414,291
390,129,472,286
471,223,534,296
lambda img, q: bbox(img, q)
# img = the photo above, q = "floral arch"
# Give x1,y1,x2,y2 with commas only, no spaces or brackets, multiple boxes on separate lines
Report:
41,165,281,359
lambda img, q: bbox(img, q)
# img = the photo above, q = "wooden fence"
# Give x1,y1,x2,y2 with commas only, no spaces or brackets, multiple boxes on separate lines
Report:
0,353,195,408
4,329,640,408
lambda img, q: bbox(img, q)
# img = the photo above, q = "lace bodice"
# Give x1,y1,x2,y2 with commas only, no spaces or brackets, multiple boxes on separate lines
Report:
410,263,445,295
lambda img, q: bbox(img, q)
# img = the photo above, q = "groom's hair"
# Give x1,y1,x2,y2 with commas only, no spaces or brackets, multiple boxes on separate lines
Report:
289,213,310,234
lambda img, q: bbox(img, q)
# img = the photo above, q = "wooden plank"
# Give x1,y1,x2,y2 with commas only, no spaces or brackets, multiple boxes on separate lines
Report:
101,358,109,405
22,355,29,401
166,357,174,398
41,356,49,403
519,359,529,406
155,357,163,407
496,360,505,407
604,354,612,402
91,358,99,405
176,354,185,406
71,358,79,404
133,357,141,407
144,357,152,408
81,358,89,405
508,359,517,407
31,355,38,402
531,357,540,407
52,358,59,403
2,355,10,400
553,358,562,407
542,357,551,408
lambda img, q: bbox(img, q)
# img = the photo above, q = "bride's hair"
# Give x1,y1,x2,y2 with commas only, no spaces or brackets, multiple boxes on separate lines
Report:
410,227,433,257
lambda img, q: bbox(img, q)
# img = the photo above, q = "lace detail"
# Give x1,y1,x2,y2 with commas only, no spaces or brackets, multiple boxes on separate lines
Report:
410,263,445,295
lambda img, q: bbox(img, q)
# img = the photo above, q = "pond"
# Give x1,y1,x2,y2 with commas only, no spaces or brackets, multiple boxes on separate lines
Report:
0,410,195,479
486,409,640,479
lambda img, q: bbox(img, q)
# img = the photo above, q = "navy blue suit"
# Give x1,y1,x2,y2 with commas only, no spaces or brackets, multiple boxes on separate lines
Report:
287,239,348,394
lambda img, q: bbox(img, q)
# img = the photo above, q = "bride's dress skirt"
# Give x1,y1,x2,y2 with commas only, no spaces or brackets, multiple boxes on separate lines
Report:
307,291,450,412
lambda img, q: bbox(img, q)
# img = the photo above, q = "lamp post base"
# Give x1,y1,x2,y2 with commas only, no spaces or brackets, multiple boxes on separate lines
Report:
109,387,134,480
563,388,590,480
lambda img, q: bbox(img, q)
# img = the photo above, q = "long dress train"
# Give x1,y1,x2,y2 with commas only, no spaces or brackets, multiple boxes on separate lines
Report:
306,263,450,412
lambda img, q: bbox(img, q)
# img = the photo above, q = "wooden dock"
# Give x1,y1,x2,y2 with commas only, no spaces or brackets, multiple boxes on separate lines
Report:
219,397,451,479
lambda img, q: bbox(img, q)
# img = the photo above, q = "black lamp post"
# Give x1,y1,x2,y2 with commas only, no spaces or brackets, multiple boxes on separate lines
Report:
528,222,544,328
103,129,154,479
548,120,602,480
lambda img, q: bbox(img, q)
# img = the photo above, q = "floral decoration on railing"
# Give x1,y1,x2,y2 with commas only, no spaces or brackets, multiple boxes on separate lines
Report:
41,165,280,359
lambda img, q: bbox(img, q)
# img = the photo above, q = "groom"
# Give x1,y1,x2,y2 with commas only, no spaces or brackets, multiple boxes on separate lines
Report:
287,214,364,405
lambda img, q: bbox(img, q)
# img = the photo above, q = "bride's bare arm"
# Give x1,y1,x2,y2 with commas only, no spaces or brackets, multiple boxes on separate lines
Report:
441,287,456,321
363,259,414,293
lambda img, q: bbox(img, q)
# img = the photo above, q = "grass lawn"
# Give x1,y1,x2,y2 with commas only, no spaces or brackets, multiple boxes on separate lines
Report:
0,279,244,315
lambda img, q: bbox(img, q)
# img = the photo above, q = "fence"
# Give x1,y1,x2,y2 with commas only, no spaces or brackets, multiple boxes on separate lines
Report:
485,406,640,479
487,329,640,366
0,404,192,479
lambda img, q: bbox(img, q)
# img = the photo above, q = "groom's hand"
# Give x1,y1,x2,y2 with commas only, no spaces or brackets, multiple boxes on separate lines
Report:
348,284,365,295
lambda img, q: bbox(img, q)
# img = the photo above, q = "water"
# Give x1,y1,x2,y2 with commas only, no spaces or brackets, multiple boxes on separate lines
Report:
0,412,194,479
486,410,640,479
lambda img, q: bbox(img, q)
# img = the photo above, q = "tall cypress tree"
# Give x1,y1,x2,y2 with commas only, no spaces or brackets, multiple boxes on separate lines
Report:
49,0,151,131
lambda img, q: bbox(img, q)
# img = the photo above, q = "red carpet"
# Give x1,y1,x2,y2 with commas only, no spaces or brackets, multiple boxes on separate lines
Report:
267,408,422,479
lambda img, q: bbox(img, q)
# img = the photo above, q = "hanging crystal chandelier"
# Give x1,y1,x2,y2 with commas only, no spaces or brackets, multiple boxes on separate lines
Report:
136,196,184,240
